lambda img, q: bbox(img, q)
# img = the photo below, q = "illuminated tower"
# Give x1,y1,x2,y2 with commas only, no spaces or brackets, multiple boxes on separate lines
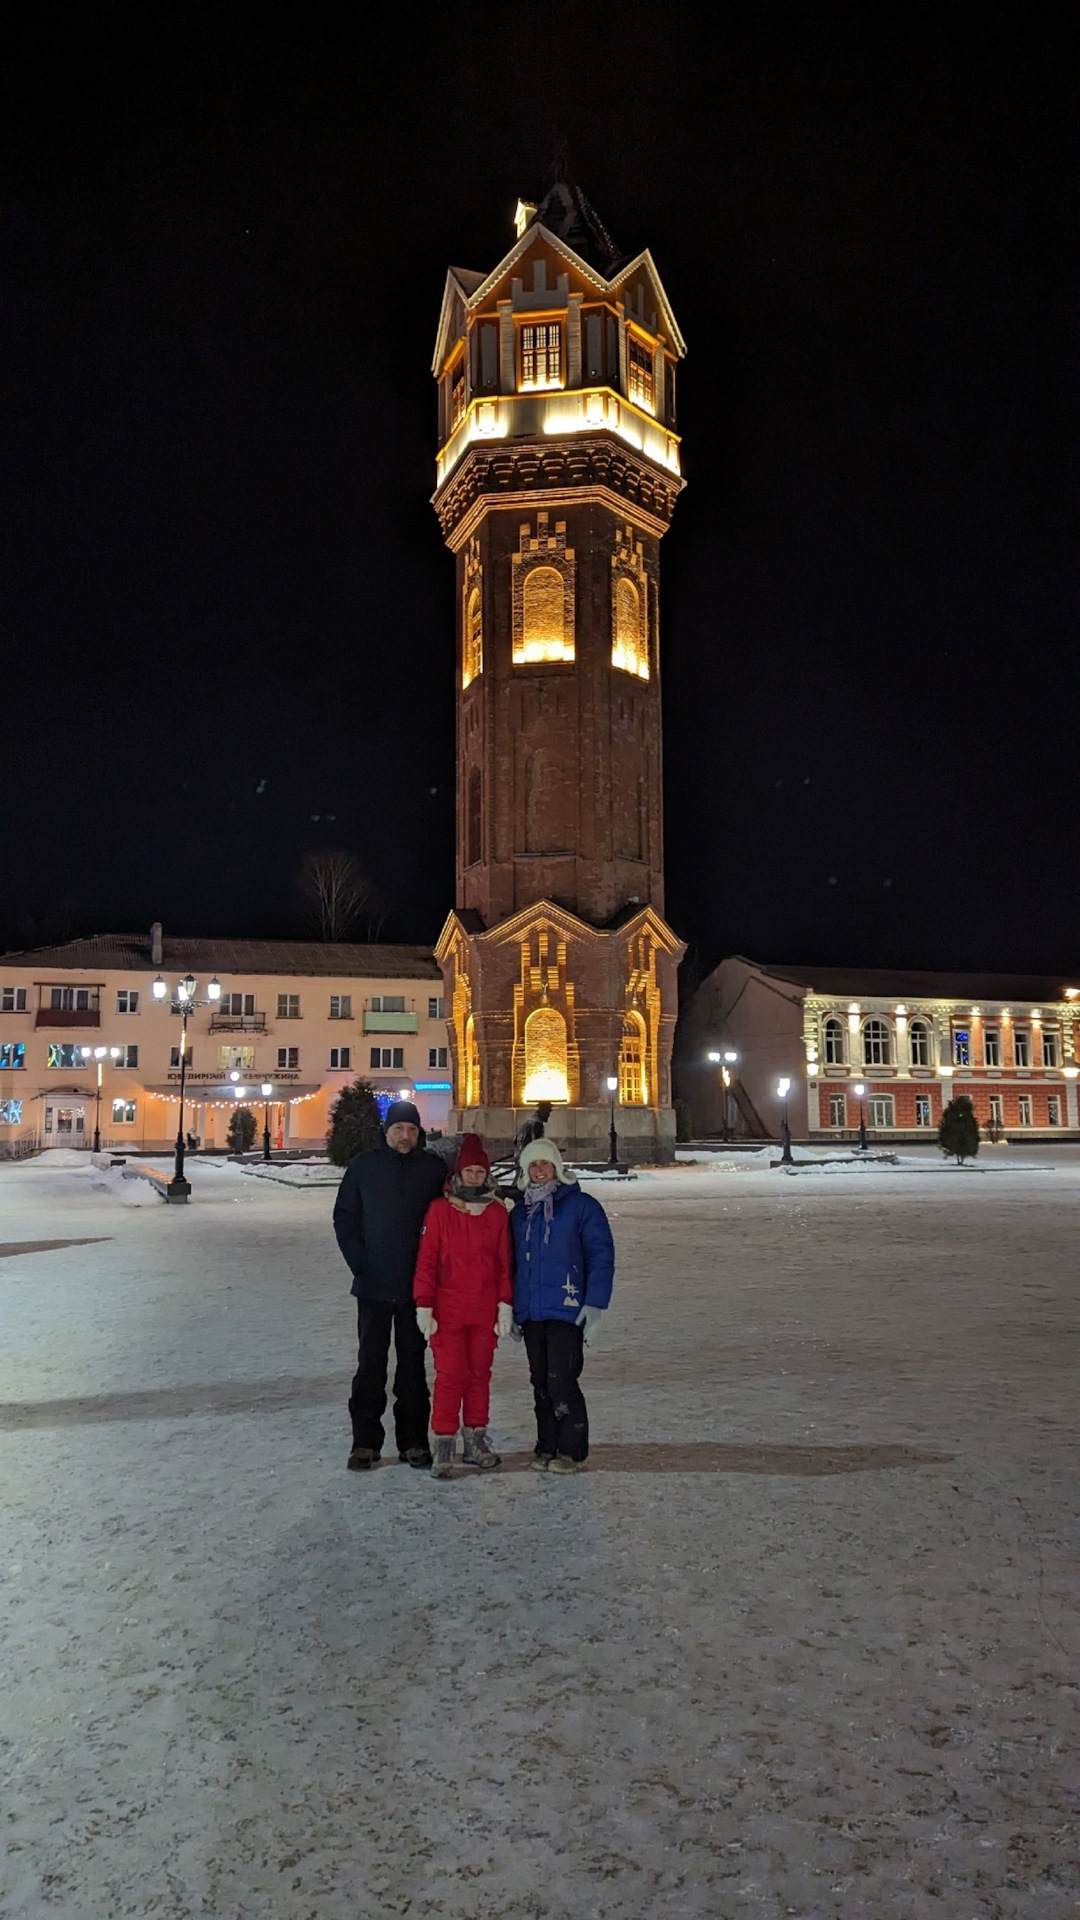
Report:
433,182,687,1161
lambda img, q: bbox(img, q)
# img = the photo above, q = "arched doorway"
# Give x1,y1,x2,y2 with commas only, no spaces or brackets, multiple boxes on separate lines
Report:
523,1006,569,1104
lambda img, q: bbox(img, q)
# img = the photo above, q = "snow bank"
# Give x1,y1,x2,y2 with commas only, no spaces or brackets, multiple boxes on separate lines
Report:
87,1166,164,1206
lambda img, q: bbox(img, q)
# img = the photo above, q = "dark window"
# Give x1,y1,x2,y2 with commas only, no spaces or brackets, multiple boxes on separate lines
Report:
466,767,482,868
428,996,444,1020
863,1019,891,1066
276,1047,299,1070
1,987,27,1012
909,1020,931,1066
823,1019,845,1065
329,1047,351,1070
428,1047,448,1069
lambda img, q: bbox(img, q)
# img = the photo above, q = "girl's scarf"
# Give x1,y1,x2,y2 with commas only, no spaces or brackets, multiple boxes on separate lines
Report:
523,1177,559,1245
449,1172,495,1214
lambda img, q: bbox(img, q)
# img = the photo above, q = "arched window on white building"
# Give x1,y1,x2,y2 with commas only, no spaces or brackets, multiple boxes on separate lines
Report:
909,1019,932,1067
823,1017,846,1065
862,1018,892,1067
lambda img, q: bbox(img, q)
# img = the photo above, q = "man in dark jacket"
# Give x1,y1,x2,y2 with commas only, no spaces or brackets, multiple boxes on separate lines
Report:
333,1099,446,1471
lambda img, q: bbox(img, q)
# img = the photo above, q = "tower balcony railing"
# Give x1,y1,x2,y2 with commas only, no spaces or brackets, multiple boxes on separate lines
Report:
436,386,681,488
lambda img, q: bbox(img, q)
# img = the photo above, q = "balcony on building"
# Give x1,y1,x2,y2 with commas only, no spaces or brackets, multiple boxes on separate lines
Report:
35,986,101,1029
362,996,419,1034
208,1011,268,1034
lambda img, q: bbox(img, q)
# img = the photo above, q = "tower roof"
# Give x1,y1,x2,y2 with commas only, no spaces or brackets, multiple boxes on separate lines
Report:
525,179,625,275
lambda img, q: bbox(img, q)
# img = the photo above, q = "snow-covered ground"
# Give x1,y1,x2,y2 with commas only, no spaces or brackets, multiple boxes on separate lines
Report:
1,1148,1077,1918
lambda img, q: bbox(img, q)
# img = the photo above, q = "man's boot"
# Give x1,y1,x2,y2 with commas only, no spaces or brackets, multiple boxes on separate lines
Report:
461,1426,501,1469
431,1436,455,1479
347,1446,381,1471
399,1446,433,1469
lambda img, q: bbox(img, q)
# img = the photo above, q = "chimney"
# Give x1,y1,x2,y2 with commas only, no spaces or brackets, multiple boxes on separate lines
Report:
150,921,163,966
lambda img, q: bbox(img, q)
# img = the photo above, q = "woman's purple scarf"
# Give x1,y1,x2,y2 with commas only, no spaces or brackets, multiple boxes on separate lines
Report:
523,1176,559,1245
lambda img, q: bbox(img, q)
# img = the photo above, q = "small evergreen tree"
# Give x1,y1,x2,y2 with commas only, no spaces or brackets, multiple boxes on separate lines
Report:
327,1079,383,1167
938,1093,979,1164
226,1107,257,1154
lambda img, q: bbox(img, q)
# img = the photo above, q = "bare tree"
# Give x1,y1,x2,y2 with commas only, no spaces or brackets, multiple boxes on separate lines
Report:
300,849,386,942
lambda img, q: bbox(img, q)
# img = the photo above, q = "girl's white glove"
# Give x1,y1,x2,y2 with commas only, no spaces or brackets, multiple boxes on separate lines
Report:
495,1302,514,1339
415,1306,436,1340
575,1304,605,1343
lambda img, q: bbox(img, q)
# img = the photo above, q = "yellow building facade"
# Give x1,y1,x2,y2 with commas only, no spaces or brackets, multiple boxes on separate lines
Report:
0,929,449,1155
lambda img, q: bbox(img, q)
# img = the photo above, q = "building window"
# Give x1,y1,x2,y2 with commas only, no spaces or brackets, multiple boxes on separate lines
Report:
220,993,256,1018
116,989,140,1014
219,1045,254,1072
428,1046,449,1069
868,1096,895,1129
463,585,483,688
1018,1095,1032,1126
329,995,352,1020
1013,1029,1031,1068
828,1093,846,1127
909,1019,931,1066
0,1098,22,1125
329,1047,351,1070
522,1005,569,1104
46,1043,85,1069
519,322,561,390
277,994,301,1019
611,576,649,680
518,565,573,664
1,987,27,1012
915,1094,932,1128
111,1098,137,1125
618,1011,648,1105
115,1044,138,1068
1047,1095,1062,1127
823,1018,846,1065
428,996,445,1020
466,766,482,868
50,986,95,1011
953,1029,970,1066
989,1094,1003,1127
1042,1030,1060,1067
371,995,406,1014
450,359,467,429
277,1047,299,1070
170,1046,194,1070
627,335,654,409
863,1019,892,1067
984,1028,1000,1067
370,1047,405,1070
0,1043,25,1070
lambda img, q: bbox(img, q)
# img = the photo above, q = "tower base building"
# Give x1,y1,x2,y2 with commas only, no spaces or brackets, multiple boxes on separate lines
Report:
432,184,687,1161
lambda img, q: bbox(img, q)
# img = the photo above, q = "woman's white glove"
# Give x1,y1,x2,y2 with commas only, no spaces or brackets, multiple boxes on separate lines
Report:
575,1304,605,1343
415,1306,436,1340
495,1302,514,1339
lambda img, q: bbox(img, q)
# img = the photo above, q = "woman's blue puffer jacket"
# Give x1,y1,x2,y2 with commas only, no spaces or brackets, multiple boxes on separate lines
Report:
510,1181,615,1324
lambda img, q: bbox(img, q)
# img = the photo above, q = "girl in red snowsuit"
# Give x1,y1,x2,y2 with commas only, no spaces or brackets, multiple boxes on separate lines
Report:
412,1134,513,1477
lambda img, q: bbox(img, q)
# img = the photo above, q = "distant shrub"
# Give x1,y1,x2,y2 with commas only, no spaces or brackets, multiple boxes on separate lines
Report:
938,1094,979,1164
327,1079,383,1167
226,1107,257,1155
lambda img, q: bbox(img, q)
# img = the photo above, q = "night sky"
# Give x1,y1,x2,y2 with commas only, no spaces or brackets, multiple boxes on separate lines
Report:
3,6,1075,980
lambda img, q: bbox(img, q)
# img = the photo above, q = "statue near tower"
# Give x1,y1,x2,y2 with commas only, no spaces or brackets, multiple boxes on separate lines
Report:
433,181,687,1162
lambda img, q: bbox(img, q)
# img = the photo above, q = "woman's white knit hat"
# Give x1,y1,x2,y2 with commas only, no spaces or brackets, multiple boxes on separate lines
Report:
517,1136,576,1189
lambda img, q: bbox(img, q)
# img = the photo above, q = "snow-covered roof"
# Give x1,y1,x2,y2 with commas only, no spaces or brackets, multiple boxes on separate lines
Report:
736,957,1080,1003
0,934,441,980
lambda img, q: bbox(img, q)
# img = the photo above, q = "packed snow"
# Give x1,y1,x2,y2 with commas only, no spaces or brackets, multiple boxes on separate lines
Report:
1,1146,1077,1918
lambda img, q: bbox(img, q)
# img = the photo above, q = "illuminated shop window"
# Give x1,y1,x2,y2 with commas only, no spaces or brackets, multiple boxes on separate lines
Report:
46,1043,84,1069
909,1019,931,1066
823,1018,846,1065
0,1098,22,1125
111,1098,137,1125
463,586,483,688
611,576,648,679
618,1012,648,1105
516,567,573,664
523,1006,569,1105
450,361,467,430
219,1045,254,1072
627,336,654,410
862,1019,892,1066
0,1043,25,1070
519,323,561,390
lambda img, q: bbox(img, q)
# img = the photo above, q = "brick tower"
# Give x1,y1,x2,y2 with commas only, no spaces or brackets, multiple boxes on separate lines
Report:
433,183,687,1162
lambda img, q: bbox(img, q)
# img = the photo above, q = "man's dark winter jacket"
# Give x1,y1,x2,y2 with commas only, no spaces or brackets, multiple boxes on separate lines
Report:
333,1141,447,1303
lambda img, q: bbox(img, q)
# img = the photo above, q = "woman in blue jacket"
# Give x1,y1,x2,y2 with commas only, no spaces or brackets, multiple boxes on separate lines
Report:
511,1137,615,1473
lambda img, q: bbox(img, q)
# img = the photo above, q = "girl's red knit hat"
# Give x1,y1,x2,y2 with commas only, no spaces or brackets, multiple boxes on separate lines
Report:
455,1132,491,1176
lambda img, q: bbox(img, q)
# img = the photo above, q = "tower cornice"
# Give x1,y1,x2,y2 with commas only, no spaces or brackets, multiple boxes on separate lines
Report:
434,433,684,549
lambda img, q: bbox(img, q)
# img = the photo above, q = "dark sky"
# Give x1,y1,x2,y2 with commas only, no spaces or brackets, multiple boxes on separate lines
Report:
3,4,1075,977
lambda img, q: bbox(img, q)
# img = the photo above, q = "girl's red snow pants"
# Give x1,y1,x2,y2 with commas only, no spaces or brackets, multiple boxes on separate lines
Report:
429,1324,498,1434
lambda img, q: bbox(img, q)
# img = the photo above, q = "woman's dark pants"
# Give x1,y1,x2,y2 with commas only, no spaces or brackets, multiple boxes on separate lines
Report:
522,1319,588,1461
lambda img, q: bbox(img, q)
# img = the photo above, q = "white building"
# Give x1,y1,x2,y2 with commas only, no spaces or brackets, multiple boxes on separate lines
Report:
0,927,450,1154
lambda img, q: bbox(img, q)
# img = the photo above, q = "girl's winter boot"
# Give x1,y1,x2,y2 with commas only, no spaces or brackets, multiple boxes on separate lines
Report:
461,1426,501,1469
431,1436,455,1479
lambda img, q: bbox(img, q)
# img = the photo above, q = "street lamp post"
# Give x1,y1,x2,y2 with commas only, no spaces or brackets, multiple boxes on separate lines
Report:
706,1048,739,1140
152,970,222,1202
853,1081,868,1152
777,1077,793,1166
606,1074,619,1169
80,1044,121,1152
261,1082,274,1162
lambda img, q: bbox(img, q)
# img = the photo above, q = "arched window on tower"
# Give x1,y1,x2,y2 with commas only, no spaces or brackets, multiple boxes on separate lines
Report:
612,576,649,679
516,566,574,664
464,1014,480,1108
618,1010,648,1105
523,1005,569,1104
463,585,483,688
466,767,482,869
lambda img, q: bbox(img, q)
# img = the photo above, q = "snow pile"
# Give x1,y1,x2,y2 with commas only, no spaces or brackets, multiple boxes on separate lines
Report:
87,1166,164,1206
240,1161,342,1188
28,1147,96,1168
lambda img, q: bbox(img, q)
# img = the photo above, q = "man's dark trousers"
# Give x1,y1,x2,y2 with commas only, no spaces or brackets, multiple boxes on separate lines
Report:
522,1319,588,1461
349,1300,430,1454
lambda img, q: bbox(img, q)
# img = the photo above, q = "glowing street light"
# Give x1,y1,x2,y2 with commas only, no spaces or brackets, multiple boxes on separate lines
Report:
260,1082,274,1162
79,1042,122,1151
606,1074,619,1169
153,973,222,1200
853,1081,868,1153
777,1077,793,1166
